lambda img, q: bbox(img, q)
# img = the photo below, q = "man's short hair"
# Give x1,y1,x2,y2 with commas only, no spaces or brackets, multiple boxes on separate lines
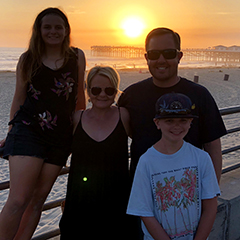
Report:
145,27,181,51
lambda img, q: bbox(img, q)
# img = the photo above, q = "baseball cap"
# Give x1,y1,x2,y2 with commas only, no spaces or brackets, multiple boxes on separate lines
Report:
155,93,198,119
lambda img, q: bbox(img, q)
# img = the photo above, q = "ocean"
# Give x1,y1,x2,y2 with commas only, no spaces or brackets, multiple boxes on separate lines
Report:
0,47,240,237
0,47,219,72
0,47,148,72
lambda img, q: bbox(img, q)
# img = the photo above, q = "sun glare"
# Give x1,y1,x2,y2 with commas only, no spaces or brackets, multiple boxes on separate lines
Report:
121,17,145,38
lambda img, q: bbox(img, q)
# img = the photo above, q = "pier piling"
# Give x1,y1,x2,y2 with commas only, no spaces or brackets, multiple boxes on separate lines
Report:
194,75,199,83
224,74,230,81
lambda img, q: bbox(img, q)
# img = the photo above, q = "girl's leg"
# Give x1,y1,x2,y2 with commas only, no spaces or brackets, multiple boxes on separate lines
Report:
0,156,44,240
13,163,62,240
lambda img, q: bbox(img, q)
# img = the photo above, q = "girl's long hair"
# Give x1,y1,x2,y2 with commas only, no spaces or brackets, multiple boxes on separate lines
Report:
20,7,74,83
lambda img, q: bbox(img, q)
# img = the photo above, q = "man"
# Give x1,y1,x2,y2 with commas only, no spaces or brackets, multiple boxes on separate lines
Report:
118,27,227,183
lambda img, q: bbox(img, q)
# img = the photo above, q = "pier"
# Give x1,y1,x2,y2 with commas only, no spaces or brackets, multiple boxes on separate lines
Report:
183,48,240,64
91,46,240,65
0,106,240,240
91,46,145,58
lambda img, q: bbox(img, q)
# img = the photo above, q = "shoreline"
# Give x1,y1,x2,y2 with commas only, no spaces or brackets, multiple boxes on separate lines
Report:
0,70,16,73
1,65,240,74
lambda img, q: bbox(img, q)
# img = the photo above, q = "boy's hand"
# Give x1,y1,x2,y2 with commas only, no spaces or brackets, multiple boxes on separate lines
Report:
194,197,218,240
141,216,171,240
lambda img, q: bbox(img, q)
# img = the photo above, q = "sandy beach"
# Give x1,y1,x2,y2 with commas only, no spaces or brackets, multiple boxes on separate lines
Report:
0,67,240,237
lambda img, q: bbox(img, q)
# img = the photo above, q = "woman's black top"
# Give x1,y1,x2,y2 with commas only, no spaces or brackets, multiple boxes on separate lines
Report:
60,110,131,239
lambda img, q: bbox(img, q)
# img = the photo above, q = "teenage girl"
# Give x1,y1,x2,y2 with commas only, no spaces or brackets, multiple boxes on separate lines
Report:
0,7,86,240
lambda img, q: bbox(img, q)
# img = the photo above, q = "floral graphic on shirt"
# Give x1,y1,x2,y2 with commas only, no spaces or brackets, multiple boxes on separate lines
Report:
51,72,75,100
22,120,31,125
154,168,197,238
38,111,57,130
28,84,41,100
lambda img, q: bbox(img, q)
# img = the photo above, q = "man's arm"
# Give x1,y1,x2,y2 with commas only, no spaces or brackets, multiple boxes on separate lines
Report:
140,217,170,240
203,138,222,183
194,197,218,240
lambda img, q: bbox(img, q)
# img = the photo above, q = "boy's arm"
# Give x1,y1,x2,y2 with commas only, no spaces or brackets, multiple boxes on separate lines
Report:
141,216,171,240
194,197,218,240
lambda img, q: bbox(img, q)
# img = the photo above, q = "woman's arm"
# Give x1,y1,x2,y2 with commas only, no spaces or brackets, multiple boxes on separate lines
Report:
194,197,218,240
75,48,86,111
119,107,131,137
141,216,171,240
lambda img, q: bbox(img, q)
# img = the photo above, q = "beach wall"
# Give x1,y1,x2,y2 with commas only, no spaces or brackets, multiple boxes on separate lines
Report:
209,167,240,240
49,168,240,240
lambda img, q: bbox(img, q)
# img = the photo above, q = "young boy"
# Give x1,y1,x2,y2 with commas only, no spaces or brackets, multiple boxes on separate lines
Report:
127,93,220,240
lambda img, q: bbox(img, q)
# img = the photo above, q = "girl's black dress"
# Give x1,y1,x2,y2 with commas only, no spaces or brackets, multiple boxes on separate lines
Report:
60,110,131,239
3,48,79,166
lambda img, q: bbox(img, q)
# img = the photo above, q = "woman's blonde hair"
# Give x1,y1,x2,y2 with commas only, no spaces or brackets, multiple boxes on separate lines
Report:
86,66,120,96
20,7,73,83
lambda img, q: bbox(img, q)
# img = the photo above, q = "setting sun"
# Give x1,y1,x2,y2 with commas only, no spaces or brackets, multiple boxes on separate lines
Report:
121,16,145,38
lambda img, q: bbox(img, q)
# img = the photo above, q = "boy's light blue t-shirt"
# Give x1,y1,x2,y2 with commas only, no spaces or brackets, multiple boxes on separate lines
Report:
127,141,220,240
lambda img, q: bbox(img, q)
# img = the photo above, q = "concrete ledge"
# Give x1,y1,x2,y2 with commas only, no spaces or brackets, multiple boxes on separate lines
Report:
209,167,240,240
37,168,240,240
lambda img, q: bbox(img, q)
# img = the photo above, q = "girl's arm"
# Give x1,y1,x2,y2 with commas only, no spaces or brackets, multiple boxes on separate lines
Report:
72,110,82,134
194,197,218,240
75,48,86,111
141,216,171,240
10,55,28,120
0,55,27,147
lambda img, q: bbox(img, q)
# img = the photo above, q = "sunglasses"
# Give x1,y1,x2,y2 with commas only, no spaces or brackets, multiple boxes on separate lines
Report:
147,49,179,60
90,87,117,96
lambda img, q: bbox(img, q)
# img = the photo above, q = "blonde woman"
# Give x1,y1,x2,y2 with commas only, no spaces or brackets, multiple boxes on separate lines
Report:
60,66,132,239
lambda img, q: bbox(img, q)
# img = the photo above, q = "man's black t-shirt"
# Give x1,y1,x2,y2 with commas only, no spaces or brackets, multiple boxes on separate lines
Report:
118,77,227,173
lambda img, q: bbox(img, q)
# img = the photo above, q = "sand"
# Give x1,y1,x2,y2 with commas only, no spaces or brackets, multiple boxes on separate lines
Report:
0,67,239,237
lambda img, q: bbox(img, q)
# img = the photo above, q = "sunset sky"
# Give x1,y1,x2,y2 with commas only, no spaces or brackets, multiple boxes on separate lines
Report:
1,0,240,50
